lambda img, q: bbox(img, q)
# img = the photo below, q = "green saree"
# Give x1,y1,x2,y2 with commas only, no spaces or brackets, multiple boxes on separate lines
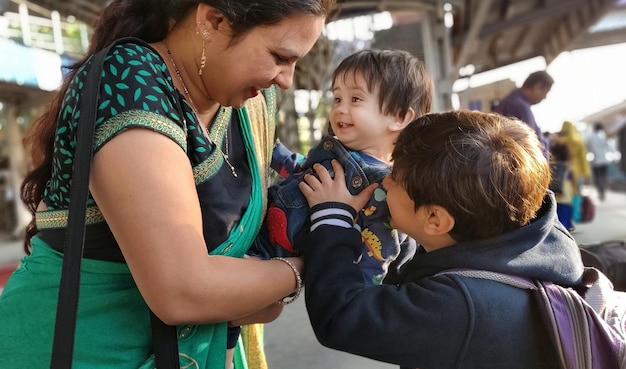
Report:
0,88,276,368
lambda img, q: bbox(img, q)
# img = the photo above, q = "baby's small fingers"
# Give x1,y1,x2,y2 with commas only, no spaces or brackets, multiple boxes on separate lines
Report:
298,180,312,195
312,163,332,182
330,160,345,178
302,171,321,187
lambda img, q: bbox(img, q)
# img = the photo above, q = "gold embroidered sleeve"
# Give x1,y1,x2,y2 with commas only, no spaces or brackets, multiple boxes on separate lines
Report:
94,110,187,153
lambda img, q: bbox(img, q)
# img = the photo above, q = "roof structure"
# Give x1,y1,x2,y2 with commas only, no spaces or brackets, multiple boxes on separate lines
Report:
583,100,626,134
333,0,626,76
17,0,626,78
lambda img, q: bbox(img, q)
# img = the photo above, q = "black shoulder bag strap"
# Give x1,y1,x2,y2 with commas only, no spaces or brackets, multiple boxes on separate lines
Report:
50,37,180,369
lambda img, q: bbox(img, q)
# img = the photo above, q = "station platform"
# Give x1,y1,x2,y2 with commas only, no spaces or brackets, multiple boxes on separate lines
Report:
0,190,624,368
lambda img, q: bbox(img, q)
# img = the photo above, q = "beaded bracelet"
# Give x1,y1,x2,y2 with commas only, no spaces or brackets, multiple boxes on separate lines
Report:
272,257,303,305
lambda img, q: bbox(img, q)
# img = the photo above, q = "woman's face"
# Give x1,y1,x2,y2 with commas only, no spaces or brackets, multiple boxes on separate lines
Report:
205,14,325,108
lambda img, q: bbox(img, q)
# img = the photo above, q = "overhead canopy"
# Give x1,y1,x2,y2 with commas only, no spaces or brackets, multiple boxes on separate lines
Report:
15,0,626,77
333,0,626,76
583,100,626,134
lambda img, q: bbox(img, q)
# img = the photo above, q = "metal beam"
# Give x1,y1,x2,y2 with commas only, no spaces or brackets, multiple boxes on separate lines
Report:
542,0,616,62
574,28,626,49
334,0,437,15
454,0,494,69
478,0,589,38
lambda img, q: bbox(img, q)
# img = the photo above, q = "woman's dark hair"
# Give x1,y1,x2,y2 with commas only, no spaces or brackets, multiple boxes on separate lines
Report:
20,0,334,252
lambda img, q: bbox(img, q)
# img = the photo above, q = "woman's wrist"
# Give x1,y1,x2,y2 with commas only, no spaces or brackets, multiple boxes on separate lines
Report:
272,257,303,305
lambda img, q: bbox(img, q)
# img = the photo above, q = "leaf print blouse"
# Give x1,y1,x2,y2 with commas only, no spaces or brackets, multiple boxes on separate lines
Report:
35,40,254,261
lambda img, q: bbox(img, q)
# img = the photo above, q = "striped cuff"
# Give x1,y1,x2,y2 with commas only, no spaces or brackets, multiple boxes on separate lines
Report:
309,202,357,232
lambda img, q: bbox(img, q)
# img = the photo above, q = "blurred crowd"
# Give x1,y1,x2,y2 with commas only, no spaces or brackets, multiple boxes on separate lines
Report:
545,120,625,231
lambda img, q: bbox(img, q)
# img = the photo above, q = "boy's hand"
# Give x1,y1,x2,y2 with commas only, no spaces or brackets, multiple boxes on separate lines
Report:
298,160,377,214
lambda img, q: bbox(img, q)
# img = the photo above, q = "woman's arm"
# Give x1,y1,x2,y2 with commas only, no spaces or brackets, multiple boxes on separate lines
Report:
90,128,301,325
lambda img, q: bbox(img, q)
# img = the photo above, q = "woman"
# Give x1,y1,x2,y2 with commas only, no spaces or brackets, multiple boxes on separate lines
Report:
559,121,591,224
0,0,333,368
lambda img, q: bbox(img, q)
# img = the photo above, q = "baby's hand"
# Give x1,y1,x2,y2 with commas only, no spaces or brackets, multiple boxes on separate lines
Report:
298,160,377,213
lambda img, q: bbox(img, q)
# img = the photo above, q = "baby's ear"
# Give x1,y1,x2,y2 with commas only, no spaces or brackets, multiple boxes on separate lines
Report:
391,108,416,132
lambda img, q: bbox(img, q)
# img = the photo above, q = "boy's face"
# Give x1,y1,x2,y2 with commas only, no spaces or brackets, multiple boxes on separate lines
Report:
382,175,420,240
330,72,402,161
382,175,457,252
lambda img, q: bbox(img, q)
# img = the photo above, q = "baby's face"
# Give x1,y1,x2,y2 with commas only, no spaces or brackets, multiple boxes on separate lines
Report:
329,72,399,162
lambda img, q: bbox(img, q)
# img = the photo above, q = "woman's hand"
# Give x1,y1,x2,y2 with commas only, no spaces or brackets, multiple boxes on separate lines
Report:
298,160,377,214
226,254,300,326
228,303,284,326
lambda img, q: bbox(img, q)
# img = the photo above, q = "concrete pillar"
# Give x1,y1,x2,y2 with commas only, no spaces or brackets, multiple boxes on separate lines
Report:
5,102,31,238
420,8,454,112
276,86,300,152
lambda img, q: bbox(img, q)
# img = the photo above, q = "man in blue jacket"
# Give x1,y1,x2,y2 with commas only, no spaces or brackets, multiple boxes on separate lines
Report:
298,110,584,369
494,70,553,158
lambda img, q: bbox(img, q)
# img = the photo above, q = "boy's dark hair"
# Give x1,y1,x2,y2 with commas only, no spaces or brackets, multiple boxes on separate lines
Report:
391,110,549,242
522,71,554,89
331,49,433,118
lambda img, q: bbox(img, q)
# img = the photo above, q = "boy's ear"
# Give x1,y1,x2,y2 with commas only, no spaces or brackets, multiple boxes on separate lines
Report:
390,108,416,132
422,205,455,236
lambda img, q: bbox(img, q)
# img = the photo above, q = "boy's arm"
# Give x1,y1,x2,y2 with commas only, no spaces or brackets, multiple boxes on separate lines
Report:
302,220,468,368
299,161,468,367
271,141,306,178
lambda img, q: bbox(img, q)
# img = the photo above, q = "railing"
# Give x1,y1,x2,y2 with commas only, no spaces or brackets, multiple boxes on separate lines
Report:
0,3,89,58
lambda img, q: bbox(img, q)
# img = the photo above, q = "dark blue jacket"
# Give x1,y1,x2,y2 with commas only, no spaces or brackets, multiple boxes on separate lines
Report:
303,193,583,369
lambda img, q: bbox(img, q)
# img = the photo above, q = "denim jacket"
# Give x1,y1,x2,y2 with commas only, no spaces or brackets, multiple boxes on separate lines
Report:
251,136,416,286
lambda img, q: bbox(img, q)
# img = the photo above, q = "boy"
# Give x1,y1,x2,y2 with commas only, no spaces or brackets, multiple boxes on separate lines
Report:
549,137,576,231
298,110,585,369
251,49,433,286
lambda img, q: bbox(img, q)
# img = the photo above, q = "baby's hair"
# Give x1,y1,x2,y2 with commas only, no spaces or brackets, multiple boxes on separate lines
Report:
331,49,433,118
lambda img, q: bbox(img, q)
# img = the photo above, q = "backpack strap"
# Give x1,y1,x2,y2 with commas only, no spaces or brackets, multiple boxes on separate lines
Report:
537,279,622,369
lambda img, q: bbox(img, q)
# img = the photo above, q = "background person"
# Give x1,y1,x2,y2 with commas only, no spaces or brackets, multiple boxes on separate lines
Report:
558,121,591,223
549,136,576,231
493,70,554,158
0,1,333,368
585,122,613,201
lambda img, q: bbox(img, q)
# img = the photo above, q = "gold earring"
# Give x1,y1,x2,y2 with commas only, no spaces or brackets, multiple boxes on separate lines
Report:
199,44,206,76
199,29,209,76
